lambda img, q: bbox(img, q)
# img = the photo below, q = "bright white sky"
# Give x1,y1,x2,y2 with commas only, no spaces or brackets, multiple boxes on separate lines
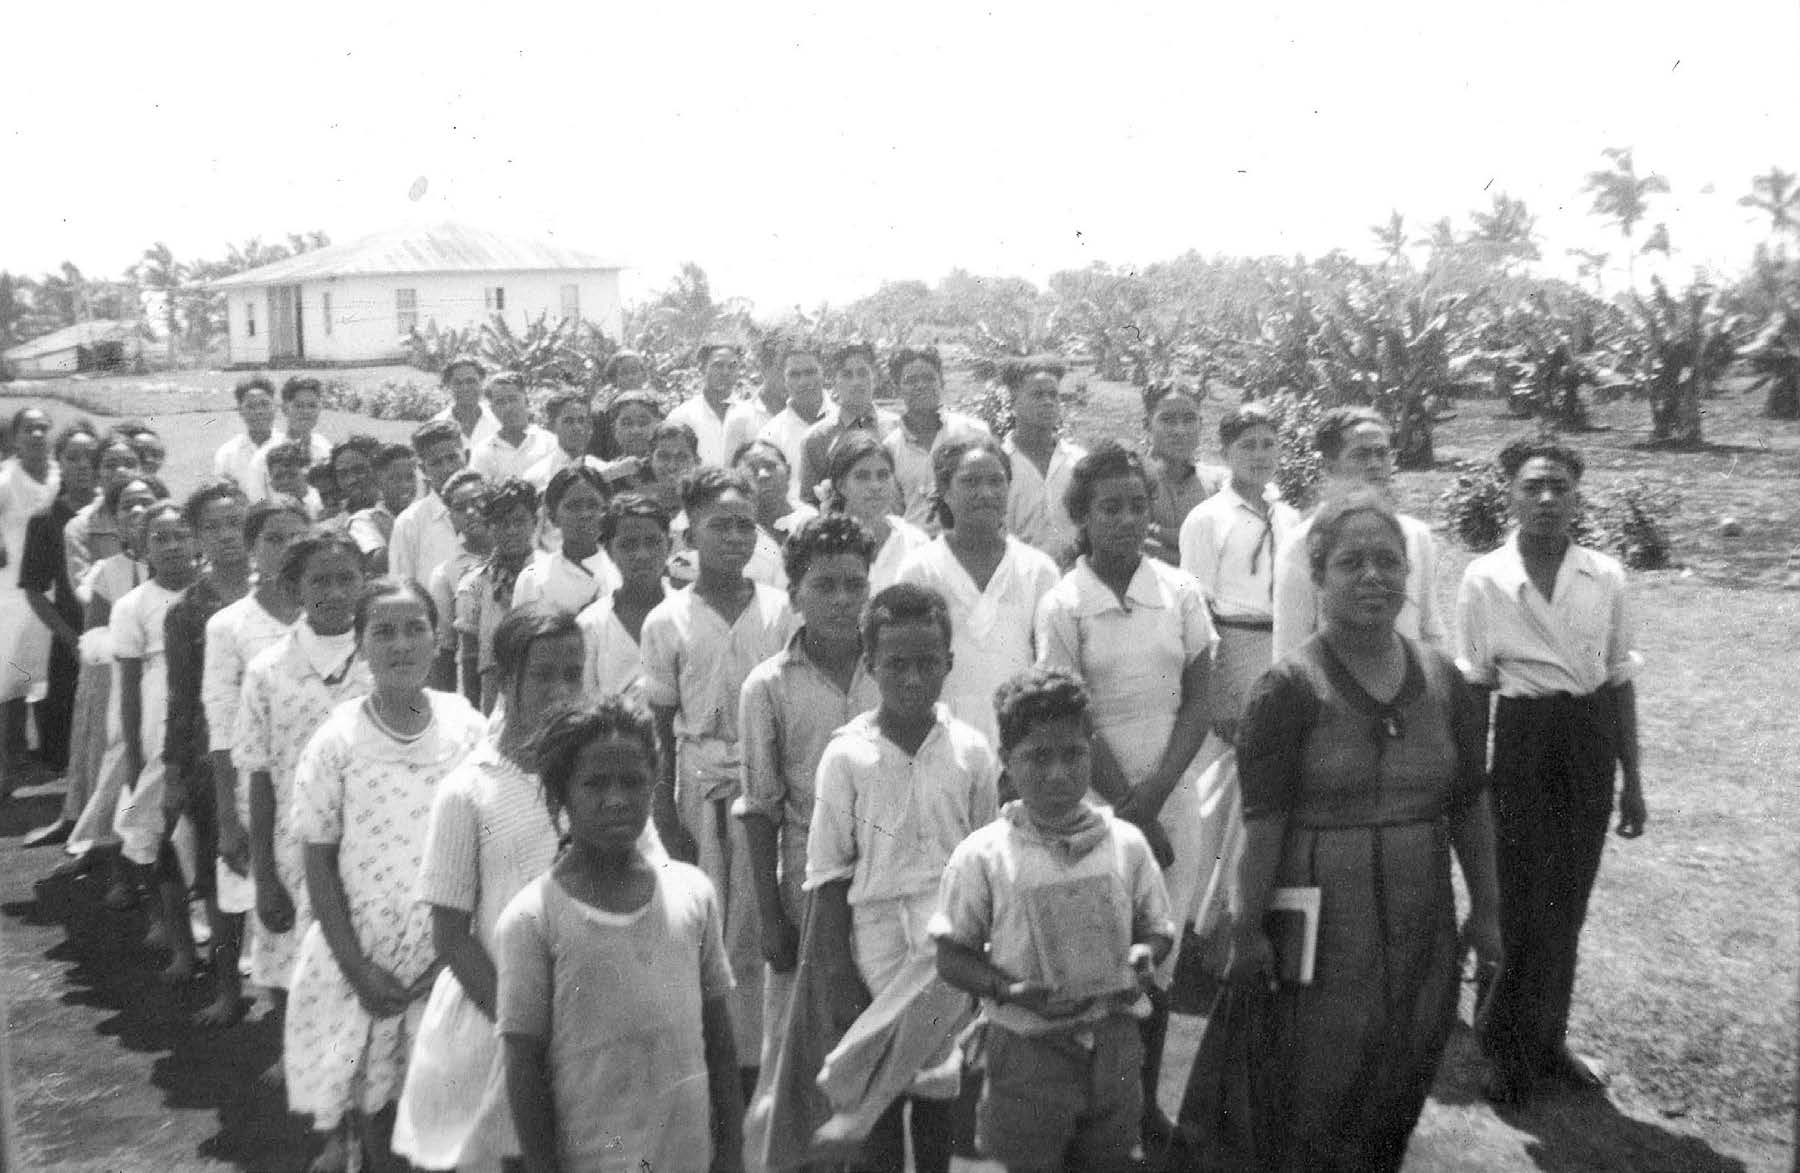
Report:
5,0,1796,311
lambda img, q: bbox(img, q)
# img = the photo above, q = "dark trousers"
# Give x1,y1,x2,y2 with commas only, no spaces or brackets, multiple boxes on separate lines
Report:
34,639,79,773
1480,691,1616,1076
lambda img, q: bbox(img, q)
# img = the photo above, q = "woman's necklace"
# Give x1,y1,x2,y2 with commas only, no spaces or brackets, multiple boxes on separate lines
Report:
366,693,430,743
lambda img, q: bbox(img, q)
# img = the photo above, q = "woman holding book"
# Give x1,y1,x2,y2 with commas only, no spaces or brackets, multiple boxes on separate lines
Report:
1215,490,1501,1172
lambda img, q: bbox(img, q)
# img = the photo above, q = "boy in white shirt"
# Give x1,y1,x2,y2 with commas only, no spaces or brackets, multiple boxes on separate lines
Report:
242,376,331,502
469,373,557,481
212,377,279,489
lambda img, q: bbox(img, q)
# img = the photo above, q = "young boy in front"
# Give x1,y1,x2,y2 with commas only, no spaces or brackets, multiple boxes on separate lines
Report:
932,667,1173,1172
805,582,1000,1173
739,514,881,1074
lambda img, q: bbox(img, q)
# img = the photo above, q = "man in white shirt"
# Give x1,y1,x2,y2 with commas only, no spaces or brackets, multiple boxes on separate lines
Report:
723,336,790,464
524,391,601,490
212,376,280,489
757,343,831,500
241,376,331,502
390,419,470,590
1270,406,1446,660
431,358,501,458
469,372,557,481
665,343,743,467
998,358,1085,562
883,347,989,531
1456,441,1645,1104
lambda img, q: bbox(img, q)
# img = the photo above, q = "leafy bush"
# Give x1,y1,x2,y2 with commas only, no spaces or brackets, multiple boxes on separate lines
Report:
965,377,1014,439
1437,462,1512,552
322,377,446,422
1438,459,1677,570
1261,391,1324,511
404,321,478,376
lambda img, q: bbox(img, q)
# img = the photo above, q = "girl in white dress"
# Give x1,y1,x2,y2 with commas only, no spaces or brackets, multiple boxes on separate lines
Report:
394,605,588,1170
286,578,484,1170
498,701,743,1173
896,435,1059,748
1035,440,1219,1148
511,464,621,614
820,431,927,590
576,493,671,702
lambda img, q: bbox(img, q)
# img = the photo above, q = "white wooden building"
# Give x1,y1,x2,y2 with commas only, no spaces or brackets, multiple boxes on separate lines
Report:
207,222,625,367
2,320,146,377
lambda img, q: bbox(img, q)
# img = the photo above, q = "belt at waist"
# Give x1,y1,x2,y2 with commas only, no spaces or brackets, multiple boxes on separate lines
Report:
1210,613,1274,632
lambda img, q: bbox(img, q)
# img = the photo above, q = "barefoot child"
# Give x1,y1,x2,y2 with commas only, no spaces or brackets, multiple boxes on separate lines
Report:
576,493,670,702
804,583,1000,1173
111,501,200,956
643,467,798,1089
201,498,309,1026
498,700,745,1173
157,482,254,995
395,605,589,1170
931,668,1174,1172
739,514,880,1075
286,578,485,1171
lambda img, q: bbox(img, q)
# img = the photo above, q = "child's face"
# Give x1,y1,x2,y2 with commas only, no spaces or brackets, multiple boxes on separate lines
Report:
687,490,758,576
608,516,670,588
490,387,530,431
239,388,277,435
1080,472,1151,565
115,482,159,552
1224,424,1279,490
60,434,97,498
490,504,538,558
359,591,436,689
943,449,1010,534
11,411,51,469
833,356,878,412
195,496,249,569
284,390,322,435
792,553,871,644
510,632,587,737
421,440,466,493
332,450,377,511
554,480,607,550
132,434,165,475
896,358,942,417
98,442,140,492
564,734,656,855
553,403,593,455
841,453,898,520
144,513,198,580
268,457,307,497
1011,373,1063,434
297,547,364,636
251,511,309,581
611,404,659,458
447,484,492,550
1006,714,1093,824
868,618,951,724
379,458,417,512
649,435,698,487
1147,392,1202,464
737,448,790,513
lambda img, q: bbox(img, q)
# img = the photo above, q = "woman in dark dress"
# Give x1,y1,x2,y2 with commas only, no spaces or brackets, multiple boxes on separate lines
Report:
1219,490,1503,1172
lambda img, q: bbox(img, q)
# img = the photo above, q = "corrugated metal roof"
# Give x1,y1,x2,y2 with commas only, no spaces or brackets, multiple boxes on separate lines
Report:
4,319,144,361
206,222,623,289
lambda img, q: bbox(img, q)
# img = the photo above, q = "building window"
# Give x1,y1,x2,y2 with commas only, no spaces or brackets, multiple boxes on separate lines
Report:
485,286,506,312
321,291,333,336
560,284,579,322
246,301,256,338
396,288,418,335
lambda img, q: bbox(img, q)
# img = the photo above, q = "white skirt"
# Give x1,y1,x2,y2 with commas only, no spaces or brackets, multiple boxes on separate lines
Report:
393,969,514,1170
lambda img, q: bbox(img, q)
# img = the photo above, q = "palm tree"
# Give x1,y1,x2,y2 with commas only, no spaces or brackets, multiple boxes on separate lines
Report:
1583,147,1670,291
1739,167,1800,247
133,242,185,368
1467,193,1541,275
1371,211,1408,270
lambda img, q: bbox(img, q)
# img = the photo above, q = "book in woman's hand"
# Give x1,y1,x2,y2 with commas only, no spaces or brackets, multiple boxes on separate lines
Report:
1263,886,1321,986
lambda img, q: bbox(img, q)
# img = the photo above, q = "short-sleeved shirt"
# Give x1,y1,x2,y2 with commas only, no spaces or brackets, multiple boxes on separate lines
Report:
242,432,332,502
758,405,827,499
64,500,118,592
883,410,990,530
203,593,296,756
1003,436,1086,562
429,548,484,656
455,562,518,676
347,505,394,556
391,492,459,591
805,706,1000,906
233,625,371,821
896,535,1061,748
930,805,1174,1035
640,583,797,743
510,547,622,616
1454,534,1641,699
433,403,502,459
722,399,772,466
470,426,558,483
496,867,734,1173
1178,483,1302,623
213,432,267,489
1146,457,1228,563
577,589,662,701
111,578,181,665
1271,511,1448,662
737,628,881,886
664,396,734,467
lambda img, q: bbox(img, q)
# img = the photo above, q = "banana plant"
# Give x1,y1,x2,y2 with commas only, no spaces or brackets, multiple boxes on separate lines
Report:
1623,278,1741,444
1741,302,1800,420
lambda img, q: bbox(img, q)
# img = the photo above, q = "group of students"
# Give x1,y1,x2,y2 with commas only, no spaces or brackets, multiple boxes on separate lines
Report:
0,335,1646,1173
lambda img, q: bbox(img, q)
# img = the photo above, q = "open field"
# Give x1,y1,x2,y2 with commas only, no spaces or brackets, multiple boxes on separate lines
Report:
0,373,1794,1170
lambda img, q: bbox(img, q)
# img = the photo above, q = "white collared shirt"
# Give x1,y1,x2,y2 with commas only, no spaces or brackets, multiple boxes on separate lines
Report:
242,432,332,502
1179,483,1301,622
1004,435,1086,560
432,403,502,457
723,399,773,466
758,404,828,499
391,491,460,590
511,547,622,615
213,432,274,489
1455,533,1641,698
470,426,559,483
665,395,734,467
1271,510,1448,662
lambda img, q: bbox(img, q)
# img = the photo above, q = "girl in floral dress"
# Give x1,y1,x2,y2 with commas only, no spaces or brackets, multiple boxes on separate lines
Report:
286,578,485,1170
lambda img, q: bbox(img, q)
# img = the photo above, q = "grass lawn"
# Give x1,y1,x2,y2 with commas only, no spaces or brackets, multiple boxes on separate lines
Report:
0,369,1794,1170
